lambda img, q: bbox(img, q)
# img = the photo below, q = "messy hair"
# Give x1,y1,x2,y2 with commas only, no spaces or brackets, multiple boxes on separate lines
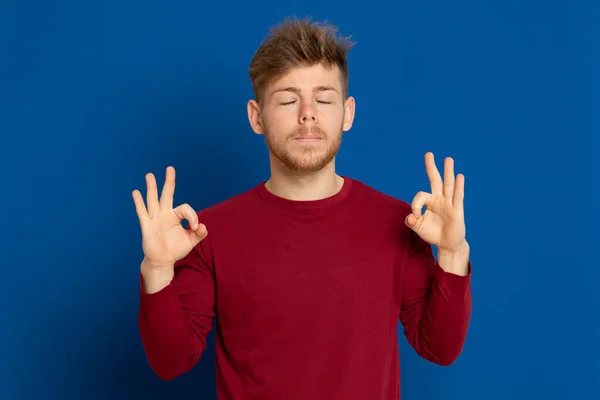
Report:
248,17,355,104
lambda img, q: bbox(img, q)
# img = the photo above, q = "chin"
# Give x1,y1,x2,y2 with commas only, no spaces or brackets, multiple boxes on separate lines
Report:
280,150,337,173
264,130,343,173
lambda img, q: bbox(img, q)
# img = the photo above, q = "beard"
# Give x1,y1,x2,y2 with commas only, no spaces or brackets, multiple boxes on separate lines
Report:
263,123,344,174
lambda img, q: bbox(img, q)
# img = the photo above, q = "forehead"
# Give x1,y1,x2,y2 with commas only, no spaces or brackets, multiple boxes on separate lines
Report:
267,63,342,93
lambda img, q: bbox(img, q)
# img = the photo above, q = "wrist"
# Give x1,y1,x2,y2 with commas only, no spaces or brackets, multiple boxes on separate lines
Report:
141,259,174,294
437,241,470,276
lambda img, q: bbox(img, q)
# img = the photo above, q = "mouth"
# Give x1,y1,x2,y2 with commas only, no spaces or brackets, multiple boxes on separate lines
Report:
293,135,323,142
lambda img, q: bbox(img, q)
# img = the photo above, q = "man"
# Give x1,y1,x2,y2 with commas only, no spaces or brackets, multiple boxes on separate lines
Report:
133,17,472,399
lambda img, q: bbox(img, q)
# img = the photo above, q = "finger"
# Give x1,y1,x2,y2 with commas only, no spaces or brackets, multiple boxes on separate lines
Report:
173,203,199,229
443,157,455,199
132,189,149,224
188,223,208,243
405,213,421,232
145,173,160,217
453,173,465,210
411,191,432,218
424,152,443,196
159,166,176,210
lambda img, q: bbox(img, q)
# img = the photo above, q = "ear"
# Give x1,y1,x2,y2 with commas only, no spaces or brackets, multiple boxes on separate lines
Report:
342,96,356,132
247,99,265,135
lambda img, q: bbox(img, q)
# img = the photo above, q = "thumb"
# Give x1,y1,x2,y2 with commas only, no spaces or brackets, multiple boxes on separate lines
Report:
405,213,419,231
188,223,208,244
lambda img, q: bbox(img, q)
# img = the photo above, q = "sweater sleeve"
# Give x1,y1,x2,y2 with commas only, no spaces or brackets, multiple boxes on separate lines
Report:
138,239,216,380
399,228,472,366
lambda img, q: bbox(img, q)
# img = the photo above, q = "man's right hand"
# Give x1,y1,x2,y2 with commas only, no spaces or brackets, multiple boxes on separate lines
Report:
132,166,207,292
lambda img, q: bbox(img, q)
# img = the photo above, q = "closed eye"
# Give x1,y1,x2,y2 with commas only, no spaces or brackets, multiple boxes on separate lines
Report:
279,100,332,105
280,101,296,105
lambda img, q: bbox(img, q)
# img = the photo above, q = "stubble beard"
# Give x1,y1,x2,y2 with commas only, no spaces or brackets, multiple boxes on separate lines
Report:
264,123,344,174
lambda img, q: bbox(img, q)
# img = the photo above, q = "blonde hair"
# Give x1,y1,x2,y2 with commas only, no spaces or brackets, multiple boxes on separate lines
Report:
248,17,355,104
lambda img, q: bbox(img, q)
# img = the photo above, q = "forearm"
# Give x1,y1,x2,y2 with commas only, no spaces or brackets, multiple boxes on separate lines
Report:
138,261,207,380
403,245,472,367
415,262,471,365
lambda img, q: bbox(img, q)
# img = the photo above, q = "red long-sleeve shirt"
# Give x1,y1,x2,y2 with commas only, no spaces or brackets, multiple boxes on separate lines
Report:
138,177,472,399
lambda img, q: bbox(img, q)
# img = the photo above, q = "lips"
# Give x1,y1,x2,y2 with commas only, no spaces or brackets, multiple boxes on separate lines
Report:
292,127,324,141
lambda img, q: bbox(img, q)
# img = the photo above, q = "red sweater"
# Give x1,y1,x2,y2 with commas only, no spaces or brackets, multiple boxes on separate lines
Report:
138,177,472,399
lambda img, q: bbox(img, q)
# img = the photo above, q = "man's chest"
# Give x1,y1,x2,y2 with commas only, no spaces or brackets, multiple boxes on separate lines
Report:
211,231,404,334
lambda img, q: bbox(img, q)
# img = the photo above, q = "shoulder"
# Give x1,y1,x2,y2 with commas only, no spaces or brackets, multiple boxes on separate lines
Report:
187,184,263,256
347,176,413,216
346,177,420,251
195,184,262,222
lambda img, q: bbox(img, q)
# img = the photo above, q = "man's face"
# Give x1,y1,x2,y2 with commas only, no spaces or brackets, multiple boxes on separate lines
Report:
248,62,355,174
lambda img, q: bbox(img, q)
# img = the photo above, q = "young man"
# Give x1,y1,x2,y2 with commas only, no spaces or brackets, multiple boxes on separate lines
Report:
133,17,472,400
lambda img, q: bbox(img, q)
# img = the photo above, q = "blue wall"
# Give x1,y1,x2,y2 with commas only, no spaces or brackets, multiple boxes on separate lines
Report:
2,1,598,399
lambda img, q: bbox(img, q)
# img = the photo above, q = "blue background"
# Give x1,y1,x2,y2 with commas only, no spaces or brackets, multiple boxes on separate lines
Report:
2,0,599,399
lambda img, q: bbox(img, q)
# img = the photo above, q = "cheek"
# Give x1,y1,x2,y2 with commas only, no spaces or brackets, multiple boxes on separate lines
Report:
320,108,344,128
263,115,295,139
265,106,293,123
268,108,300,126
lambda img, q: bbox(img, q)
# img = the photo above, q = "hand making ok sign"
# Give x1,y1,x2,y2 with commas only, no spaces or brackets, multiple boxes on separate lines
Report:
405,152,467,254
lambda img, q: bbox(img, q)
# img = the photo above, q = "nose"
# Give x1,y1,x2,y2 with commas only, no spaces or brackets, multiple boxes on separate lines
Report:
299,102,317,124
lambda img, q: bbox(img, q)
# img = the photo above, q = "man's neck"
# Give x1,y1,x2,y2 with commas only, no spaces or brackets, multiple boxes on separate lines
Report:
264,164,344,201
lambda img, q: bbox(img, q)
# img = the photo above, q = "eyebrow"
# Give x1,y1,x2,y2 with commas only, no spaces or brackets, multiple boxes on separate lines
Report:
270,85,339,96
